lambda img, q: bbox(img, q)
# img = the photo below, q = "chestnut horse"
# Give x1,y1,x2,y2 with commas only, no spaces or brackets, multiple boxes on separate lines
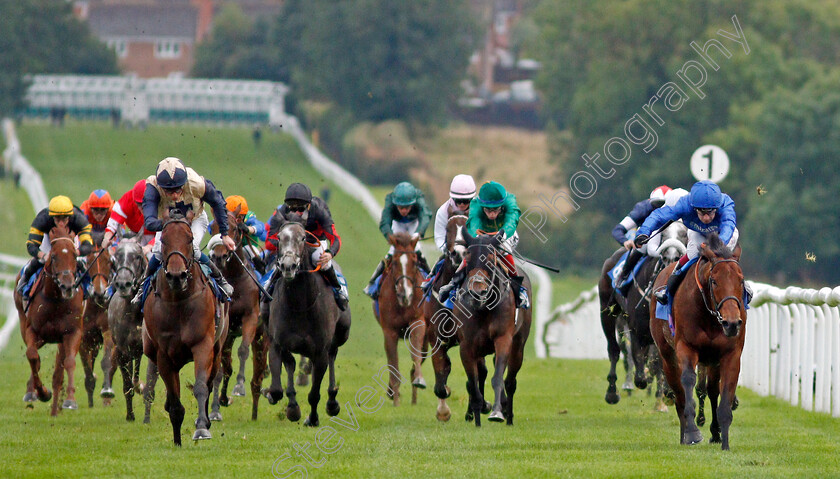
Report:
454,231,531,426
108,238,147,421
650,233,746,450
80,237,117,407
142,215,229,445
374,232,426,406
264,220,350,427
13,224,84,415
209,208,265,421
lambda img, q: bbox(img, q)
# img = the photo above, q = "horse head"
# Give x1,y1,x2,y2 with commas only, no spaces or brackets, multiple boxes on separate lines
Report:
387,232,420,308
85,233,113,305
461,230,508,310
46,224,80,299
112,238,146,298
699,233,744,338
657,221,688,263
445,214,468,268
276,221,309,281
160,213,195,292
209,208,242,269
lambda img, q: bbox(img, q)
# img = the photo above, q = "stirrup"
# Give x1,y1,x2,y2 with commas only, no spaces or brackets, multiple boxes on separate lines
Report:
654,287,668,305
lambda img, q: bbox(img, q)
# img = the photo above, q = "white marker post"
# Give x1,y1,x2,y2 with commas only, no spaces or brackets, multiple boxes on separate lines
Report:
690,144,729,183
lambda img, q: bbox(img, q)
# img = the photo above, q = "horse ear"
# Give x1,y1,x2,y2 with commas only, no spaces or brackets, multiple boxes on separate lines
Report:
463,229,474,246
387,234,396,246
233,205,242,216
700,242,715,261
410,233,420,248
732,243,742,261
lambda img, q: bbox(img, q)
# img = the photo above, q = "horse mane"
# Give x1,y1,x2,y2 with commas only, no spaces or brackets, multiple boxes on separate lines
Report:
391,232,415,249
705,232,732,259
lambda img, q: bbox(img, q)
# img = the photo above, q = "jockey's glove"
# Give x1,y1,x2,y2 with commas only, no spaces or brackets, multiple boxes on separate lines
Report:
633,234,649,248
79,242,93,256
146,218,163,232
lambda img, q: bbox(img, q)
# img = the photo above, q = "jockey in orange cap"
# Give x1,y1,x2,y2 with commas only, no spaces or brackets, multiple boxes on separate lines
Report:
80,189,114,236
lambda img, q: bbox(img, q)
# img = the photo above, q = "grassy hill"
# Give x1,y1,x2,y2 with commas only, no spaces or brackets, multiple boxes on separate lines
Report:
1,122,838,478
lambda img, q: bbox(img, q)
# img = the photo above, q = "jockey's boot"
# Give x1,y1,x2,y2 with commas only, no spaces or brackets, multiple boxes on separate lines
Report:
323,267,348,311
251,251,266,276
655,266,687,305
615,248,643,295
200,253,234,298
364,257,387,300
15,258,39,294
438,267,467,302
416,250,431,275
509,275,530,309
132,255,161,305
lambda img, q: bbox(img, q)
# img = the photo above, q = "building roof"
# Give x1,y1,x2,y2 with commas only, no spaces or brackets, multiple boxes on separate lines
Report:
88,4,198,40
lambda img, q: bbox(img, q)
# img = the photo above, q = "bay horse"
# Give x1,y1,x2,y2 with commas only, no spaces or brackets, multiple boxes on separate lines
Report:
13,224,84,415
599,222,687,409
80,235,117,408
424,214,491,422
454,231,531,426
264,219,350,427
650,233,746,450
142,214,229,445
374,232,426,406
108,237,147,421
208,208,266,421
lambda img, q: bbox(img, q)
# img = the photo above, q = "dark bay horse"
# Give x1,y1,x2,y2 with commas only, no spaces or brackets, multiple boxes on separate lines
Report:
375,232,426,406
209,208,265,421
80,237,117,408
142,216,229,445
650,233,746,450
108,238,147,421
454,231,531,426
599,222,687,409
13,224,84,415
264,220,350,427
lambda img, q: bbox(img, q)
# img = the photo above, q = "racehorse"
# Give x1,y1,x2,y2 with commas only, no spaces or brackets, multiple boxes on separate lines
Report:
599,222,687,409
424,214,490,422
650,233,746,450
454,231,531,426
108,237,147,421
374,232,427,406
264,219,350,426
142,214,229,445
208,208,265,421
80,236,116,408
13,224,84,415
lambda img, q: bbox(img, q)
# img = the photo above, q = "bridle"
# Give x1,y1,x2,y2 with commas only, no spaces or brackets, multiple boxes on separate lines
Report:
276,222,323,277
464,240,511,302
161,218,195,279
695,257,744,323
389,247,420,306
45,236,78,285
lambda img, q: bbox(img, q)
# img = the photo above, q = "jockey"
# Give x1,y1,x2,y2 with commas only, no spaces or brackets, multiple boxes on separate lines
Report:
644,187,689,255
634,180,738,305
80,189,114,236
265,183,348,310
132,157,234,303
364,181,433,299
610,185,671,293
209,194,266,271
15,195,93,294
101,179,156,254
438,181,529,308
433,174,476,252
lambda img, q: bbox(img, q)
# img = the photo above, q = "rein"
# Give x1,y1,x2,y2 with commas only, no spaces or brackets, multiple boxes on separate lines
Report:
161,218,195,278
46,236,78,285
694,257,743,322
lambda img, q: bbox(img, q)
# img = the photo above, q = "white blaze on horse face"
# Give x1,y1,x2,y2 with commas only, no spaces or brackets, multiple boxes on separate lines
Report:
453,226,466,261
400,253,412,301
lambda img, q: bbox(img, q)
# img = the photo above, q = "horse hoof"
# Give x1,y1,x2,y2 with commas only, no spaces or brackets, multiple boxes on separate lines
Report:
100,387,115,399
732,395,740,410
622,380,634,391
481,401,492,415
465,411,473,422
62,400,78,410
488,410,505,422
192,428,212,440
605,391,620,405
683,430,703,445
436,409,451,422
286,405,301,422
232,384,246,397
38,390,52,403
412,377,427,389
696,413,706,427
303,416,319,428
263,389,282,405
326,400,341,417
126,413,135,422
654,401,668,413
209,411,223,421
23,392,37,403
634,378,648,390
296,375,309,387
710,435,722,444
220,396,231,407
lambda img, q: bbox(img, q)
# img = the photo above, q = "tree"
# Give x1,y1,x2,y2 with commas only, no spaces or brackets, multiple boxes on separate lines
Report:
0,0,117,116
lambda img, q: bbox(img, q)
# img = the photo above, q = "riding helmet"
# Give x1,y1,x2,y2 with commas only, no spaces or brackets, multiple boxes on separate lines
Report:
48,195,74,216
87,189,114,209
476,181,507,208
450,174,476,199
649,185,671,207
285,183,312,204
155,157,188,189
392,182,417,206
132,179,147,204
225,195,249,215
689,180,723,209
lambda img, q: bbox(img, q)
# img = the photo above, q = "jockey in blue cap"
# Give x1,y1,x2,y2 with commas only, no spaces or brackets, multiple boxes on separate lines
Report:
634,180,739,304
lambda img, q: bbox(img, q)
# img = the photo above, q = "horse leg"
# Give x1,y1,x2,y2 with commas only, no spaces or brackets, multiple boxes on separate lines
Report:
478,358,492,414
304,355,327,427
209,368,224,422
234,318,257,397
658,341,685,444
504,335,525,426
619,321,635,392
383,328,401,406
100,331,116,403
117,352,135,421
629,331,648,390
250,325,268,420
143,361,159,424
325,346,341,417
706,366,722,443
22,328,50,404
281,349,300,421
61,328,83,412
677,347,702,445
80,336,96,408
157,359,184,446
600,307,622,404
191,341,214,440
408,318,427,405
51,343,66,416
265,342,285,406
650,353,669,412
432,343,452,422
718,354,741,451
487,336,512,423
218,336,234,407
297,356,311,386
695,365,708,427
459,347,483,427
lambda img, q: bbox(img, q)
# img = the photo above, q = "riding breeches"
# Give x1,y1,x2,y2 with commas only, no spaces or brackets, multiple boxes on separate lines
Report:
387,219,422,255
686,227,739,260
151,210,209,258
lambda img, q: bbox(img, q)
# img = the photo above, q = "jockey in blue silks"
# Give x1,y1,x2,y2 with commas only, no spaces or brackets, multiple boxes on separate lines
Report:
634,180,739,304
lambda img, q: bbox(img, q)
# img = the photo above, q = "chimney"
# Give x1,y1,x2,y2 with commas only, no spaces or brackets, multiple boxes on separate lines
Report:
191,0,214,42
